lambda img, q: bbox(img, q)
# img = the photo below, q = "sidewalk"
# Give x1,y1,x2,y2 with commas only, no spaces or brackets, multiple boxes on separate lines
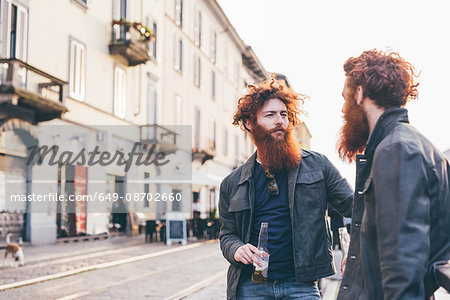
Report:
21,234,148,263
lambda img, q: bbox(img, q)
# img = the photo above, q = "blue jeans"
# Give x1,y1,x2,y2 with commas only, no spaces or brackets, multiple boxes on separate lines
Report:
236,277,321,300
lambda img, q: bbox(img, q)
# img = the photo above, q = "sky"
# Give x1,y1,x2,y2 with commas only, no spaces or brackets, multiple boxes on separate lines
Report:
217,0,450,186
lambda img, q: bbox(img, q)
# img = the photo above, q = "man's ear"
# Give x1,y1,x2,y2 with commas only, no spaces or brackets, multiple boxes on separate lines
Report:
244,120,252,132
355,86,364,106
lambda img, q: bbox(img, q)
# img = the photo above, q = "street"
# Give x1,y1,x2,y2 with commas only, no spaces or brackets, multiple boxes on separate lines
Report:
0,236,448,299
0,236,227,299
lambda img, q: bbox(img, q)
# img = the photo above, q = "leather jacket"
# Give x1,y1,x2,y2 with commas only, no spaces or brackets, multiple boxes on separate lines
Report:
219,149,353,299
337,107,450,300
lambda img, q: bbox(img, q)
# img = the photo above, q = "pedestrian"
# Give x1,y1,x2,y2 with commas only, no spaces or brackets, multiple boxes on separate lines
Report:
336,49,450,300
328,204,345,250
219,76,354,299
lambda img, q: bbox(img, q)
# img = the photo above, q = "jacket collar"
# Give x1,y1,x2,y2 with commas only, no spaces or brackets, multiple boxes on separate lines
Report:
365,107,409,157
237,148,310,185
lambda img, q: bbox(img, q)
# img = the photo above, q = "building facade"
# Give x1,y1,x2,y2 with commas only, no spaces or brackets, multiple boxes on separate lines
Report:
0,0,273,244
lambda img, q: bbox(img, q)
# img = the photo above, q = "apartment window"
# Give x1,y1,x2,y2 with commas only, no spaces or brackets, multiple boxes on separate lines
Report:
210,31,217,63
174,94,182,125
114,66,126,118
144,172,150,207
210,119,216,150
174,37,183,72
195,108,200,149
146,16,157,60
194,10,202,47
69,39,86,101
175,0,183,28
113,0,127,19
2,3,29,60
147,83,157,124
211,70,216,99
150,22,157,59
194,56,201,87
223,128,228,156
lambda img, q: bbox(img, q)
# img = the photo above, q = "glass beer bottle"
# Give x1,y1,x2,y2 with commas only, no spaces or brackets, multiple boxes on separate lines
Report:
252,222,270,283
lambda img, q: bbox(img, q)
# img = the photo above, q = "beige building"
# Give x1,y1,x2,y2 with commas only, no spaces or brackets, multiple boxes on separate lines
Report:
0,0,270,244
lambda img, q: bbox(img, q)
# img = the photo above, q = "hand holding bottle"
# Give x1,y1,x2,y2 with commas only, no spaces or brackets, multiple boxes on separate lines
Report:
234,243,264,267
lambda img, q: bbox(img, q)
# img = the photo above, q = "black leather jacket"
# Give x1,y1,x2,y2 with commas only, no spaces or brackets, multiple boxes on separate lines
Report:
337,107,450,300
219,149,353,299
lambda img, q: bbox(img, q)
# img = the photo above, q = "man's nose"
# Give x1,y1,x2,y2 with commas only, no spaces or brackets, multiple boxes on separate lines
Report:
274,114,282,125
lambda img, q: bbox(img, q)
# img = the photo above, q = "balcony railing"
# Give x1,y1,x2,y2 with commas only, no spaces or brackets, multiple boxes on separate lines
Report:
140,124,178,154
192,137,216,164
0,58,67,123
109,21,152,66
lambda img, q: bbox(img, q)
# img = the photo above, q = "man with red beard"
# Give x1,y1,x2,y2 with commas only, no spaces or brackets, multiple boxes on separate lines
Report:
337,50,450,300
219,77,353,299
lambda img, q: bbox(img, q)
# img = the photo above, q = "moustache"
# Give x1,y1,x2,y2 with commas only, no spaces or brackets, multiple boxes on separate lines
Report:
270,127,287,133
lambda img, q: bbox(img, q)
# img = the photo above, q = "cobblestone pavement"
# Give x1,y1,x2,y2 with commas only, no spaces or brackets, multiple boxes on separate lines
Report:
0,237,448,299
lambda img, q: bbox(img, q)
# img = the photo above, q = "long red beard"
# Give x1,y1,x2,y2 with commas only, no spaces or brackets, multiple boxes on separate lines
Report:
250,123,301,172
337,93,369,163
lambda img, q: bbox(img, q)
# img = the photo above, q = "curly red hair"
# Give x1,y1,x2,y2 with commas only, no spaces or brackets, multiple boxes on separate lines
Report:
344,49,419,108
232,76,306,130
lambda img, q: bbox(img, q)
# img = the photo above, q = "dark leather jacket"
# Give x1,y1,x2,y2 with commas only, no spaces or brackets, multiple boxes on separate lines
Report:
219,149,353,299
337,107,450,300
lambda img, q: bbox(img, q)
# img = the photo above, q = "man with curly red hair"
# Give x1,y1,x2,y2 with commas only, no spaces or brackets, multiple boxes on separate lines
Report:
219,76,353,299
337,50,450,300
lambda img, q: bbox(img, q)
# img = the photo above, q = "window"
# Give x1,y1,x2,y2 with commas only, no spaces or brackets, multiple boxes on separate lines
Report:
113,0,127,19
1,3,29,60
211,70,216,99
147,83,157,124
114,66,126,118
210,31,217,63
146,16,157,60
210,119,216,150
195,108,200,149
174,94,182,125
144,172,150,207
69,38,86,101
174,36,183,72
175,0,183,28
194,56,201,87
194,10,202,47
150,22,157,59
223,128,228,156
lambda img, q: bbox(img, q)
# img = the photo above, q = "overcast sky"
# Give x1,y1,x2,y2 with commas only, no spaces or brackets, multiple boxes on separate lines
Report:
217,0,450,186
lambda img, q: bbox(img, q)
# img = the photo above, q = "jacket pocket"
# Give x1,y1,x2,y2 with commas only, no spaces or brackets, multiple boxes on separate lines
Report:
296,171,324,185
228,199,250,212
295,171,326,211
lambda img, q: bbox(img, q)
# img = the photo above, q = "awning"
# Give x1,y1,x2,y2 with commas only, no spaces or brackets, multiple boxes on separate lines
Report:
139,169,223,187
191,169,223,187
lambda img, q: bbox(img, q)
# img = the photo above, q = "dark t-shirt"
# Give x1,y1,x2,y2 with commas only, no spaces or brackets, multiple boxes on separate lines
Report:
242,161,295,280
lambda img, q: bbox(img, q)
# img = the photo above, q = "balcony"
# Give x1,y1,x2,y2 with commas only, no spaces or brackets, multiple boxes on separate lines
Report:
109,20,153,66
192,138,216,164
140,124,178,154
0,58,67,124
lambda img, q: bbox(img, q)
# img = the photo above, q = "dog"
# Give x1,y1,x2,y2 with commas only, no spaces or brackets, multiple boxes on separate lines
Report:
4,233,25,267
